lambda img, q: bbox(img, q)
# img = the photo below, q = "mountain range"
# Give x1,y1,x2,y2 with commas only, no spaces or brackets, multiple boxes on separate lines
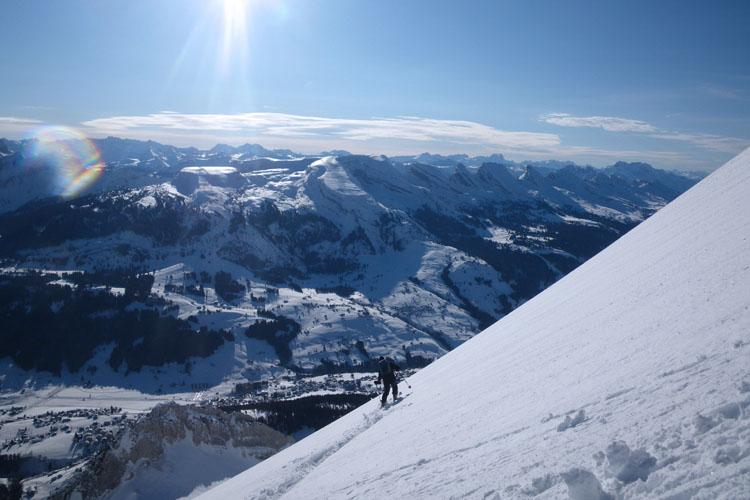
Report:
0,137,702,388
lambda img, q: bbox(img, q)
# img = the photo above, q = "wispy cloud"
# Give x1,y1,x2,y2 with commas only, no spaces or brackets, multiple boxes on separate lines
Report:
650,132,750,154
75,110,743,170
22,105,57,111
81,112,561,150
541,112,750,156
540,145,690,163
0,117,43,125
539,113,657,133
697,84,749,102
0,116,44,137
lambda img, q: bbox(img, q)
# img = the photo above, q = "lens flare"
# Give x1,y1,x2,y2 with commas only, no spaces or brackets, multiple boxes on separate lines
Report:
25,126,104,198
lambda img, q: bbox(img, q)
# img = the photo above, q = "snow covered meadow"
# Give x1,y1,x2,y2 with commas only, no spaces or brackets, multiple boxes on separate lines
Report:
196,149,750,499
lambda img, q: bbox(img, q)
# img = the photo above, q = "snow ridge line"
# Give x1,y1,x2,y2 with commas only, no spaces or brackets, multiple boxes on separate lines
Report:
257,399,390,500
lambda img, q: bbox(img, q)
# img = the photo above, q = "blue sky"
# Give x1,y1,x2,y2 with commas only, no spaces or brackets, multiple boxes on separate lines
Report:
1,0,749,171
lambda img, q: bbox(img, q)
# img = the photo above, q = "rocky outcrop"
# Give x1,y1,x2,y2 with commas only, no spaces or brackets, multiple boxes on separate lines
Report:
52,402,293,500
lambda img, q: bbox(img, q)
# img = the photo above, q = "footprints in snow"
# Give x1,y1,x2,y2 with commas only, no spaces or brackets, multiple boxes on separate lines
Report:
541,407,589,432
254,400,397,500
560,468,612,500
594,441,656,484
518,440,656,499
557,410,587,432
523,387,750,499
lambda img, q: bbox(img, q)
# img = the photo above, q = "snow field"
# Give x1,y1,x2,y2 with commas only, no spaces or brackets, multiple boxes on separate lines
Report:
196,150,750,500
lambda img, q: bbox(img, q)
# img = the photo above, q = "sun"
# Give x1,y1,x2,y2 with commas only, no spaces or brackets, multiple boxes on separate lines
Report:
222,0,249,32
165,0,261,103
222,0,249,19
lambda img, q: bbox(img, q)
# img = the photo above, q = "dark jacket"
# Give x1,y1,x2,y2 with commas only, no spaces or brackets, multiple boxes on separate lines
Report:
377,357,400,383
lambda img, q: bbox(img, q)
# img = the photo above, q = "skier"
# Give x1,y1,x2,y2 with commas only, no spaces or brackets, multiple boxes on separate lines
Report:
375,356,400,407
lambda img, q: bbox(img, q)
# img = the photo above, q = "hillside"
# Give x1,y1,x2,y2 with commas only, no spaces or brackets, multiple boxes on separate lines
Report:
0,139,700,387
195,149,750,499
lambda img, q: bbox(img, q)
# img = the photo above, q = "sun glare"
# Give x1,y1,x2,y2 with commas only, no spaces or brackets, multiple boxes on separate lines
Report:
219,0,250,73
222,0,248,21
165,0,268,107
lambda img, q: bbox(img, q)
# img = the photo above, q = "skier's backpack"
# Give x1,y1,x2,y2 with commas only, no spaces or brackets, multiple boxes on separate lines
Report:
379,358,392,376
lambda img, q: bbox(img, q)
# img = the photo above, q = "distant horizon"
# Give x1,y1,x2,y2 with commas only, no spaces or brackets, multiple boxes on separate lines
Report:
1,132,713,174
0,110,743,173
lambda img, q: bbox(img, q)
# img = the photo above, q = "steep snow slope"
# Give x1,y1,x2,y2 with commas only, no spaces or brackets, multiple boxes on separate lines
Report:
197,149,750,499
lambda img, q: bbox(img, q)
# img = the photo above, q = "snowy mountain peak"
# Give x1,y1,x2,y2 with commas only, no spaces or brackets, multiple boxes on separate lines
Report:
519,164,546,184
476,162,519,194
606,160,663,182
197,148,750,499
317,149,352,157
173,166,246,200
449,163,477,188
235,143,297,159
209,143,237,155
415,152,467,166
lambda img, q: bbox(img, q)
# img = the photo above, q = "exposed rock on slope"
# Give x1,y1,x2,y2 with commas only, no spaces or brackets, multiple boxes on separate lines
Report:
53,402,292,500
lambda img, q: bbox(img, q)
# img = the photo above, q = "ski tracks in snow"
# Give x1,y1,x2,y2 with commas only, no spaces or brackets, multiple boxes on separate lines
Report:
255,397,405,500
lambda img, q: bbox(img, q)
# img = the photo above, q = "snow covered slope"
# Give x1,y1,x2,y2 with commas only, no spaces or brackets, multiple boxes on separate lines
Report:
196,149,750,499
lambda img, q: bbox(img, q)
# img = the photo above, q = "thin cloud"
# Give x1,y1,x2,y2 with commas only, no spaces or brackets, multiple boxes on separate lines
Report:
650,132,750,154
540,113,657,133
0,117,44,138
697,84,749,102
0,117,43,125
541,111,749,155
74,110,743,171
504,143,691,166
81,112,561,150
22,105,57,111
